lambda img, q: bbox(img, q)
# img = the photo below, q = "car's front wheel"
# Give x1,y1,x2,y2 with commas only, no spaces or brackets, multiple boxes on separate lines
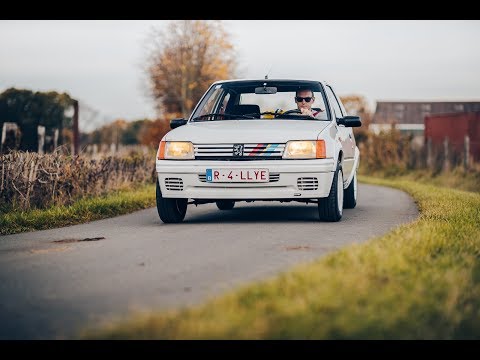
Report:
318,164,343,222
156,179,187,223
343,171,357,209
216,200,235,210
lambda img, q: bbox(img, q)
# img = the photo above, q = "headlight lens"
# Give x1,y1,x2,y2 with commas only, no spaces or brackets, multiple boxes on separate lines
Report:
158,141,194,160
283,140,326,159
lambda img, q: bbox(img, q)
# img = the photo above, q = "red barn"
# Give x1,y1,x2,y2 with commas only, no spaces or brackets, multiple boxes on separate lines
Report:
424,112,480,162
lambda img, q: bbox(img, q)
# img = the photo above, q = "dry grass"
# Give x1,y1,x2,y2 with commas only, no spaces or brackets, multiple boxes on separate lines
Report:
0,149,156,212
357,129,479,176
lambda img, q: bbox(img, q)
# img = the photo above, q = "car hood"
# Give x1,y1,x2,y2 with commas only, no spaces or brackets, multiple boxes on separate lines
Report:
164,120,332,143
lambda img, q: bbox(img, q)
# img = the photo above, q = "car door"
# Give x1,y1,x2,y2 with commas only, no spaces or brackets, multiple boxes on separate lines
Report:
325,85,355,182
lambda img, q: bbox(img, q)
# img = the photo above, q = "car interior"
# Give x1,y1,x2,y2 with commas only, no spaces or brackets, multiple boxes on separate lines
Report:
229,104,261,117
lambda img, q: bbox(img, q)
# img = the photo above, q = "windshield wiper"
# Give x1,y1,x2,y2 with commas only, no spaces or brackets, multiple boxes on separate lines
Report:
192,113,256,121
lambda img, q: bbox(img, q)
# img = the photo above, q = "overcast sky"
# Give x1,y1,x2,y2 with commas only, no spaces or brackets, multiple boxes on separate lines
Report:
1,20,479,130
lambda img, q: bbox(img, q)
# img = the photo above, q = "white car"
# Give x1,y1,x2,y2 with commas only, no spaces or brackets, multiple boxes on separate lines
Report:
155,79,361,223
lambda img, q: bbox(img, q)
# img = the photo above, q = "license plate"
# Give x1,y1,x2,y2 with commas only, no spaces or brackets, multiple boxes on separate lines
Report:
206,168,269,182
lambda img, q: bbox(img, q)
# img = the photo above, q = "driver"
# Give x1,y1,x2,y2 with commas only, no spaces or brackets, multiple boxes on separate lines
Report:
295,88,323,118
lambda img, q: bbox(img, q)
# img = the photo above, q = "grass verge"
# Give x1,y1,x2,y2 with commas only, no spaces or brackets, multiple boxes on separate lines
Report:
359,167,480,193
81,176,480,339
0,184,156,236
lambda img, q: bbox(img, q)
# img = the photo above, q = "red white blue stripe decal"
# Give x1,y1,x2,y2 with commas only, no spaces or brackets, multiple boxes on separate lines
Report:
249,144,279,156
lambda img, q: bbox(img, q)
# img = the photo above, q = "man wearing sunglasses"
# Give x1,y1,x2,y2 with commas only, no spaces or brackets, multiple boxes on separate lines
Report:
295,88,323,118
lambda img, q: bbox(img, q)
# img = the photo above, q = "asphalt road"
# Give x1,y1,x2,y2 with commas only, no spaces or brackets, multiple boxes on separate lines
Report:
0,183,418,339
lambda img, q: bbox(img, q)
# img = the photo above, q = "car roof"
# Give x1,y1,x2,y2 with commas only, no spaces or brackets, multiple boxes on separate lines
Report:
209,79,329,93
212,78,327,85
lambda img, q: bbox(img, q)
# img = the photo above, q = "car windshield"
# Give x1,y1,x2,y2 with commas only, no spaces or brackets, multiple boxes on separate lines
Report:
190,80,331,122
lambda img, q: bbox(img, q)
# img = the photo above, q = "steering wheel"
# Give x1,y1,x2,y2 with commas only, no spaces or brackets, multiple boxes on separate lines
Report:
280,109,301,116
277,108,323,117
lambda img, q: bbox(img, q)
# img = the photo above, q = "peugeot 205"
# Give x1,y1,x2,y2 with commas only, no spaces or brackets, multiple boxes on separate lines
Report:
155,79,361,223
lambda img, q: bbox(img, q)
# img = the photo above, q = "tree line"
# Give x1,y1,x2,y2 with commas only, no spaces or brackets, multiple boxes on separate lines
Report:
81,118,171,149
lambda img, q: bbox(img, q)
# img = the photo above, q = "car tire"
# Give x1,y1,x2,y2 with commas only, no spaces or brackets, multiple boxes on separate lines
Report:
216,200,235,210
343,171,357,209
156,179,187,223
318,163,343,222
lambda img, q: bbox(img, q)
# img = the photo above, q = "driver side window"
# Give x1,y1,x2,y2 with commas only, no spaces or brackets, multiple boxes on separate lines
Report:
325,86,344,120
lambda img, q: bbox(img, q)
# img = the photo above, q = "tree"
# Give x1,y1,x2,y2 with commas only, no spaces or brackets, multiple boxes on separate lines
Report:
340,94,372,119
83,118,153,147
121,119,150,145
340,94,373,144
85,119,127,146
145,20,237,119
138,118,170,148
0,88,74,151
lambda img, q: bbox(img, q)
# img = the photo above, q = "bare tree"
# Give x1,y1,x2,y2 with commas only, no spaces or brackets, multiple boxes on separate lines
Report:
340,94,373,142
145,20,237,119
340,94,372,121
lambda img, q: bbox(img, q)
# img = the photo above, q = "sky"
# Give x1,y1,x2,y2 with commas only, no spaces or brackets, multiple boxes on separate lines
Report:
1,20,479,131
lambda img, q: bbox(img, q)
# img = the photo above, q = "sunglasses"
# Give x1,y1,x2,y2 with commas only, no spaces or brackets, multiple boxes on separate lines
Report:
295,96,313,103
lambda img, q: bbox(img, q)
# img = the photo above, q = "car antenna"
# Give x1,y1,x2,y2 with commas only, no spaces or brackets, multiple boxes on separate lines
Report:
264,64,272,80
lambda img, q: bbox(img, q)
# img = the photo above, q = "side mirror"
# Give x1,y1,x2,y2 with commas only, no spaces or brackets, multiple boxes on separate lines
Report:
170,118,188,129
338,115,361,127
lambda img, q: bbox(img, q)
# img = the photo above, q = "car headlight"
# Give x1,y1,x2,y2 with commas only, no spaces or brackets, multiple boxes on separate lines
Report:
157,141,194,160
282,140,326,159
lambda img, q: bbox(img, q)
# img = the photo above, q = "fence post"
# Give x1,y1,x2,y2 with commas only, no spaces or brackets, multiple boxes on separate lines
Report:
72,100,79,156
53,128,59,149
464,135,470,171
1,123,7,154
443,136,449,172
1,122,20,154
37,125,45,155
426,137,432,169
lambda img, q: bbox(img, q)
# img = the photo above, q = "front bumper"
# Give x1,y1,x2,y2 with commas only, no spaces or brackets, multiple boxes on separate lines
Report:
156,159,336,200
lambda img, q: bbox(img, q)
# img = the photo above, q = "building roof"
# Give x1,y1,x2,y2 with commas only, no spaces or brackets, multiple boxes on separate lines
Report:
372,101,480,124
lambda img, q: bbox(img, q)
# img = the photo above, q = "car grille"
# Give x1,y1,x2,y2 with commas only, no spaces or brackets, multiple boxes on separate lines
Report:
297,177,318,190
164,178,184,191
194,143,285,160
199,173,280,183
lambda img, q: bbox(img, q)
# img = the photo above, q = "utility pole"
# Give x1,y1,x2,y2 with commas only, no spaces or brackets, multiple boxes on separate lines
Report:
73,99,79,155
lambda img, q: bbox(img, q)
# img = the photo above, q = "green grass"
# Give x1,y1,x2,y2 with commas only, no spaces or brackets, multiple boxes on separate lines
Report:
0,184,156,236
81,176,480,339
359,167,480,193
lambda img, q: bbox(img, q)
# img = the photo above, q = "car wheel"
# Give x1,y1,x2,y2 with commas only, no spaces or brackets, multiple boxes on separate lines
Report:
318,163,343,222
156,179,187,223
343,171,357,209
216,200,235,210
